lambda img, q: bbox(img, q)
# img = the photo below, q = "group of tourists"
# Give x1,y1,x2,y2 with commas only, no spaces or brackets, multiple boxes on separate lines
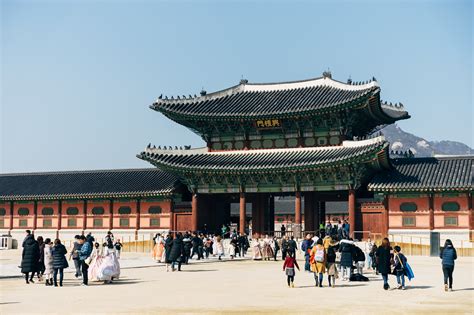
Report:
20,229,121,286
251,235,299,261
152,230,251,271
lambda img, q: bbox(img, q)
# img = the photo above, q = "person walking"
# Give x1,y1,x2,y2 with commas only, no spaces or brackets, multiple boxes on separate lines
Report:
169,233,184,271
182,232,192,264
280,224,286,237
376,238,393,290
216,235,224,260
301,234,313,272
272,236,280,261
69,235,83,278
440,239,457,292
21,232,40,284
339,238,355,281
36,236,45,282
283,251,300,288
326,238,339,288
393,246,407,290
288,236,298,258
52,239,68,287
310,238,326,287
164,234,173,271
78,235,93,286
43,238,54,286
281,236,289,260
365,237,374,271
114,239,123,259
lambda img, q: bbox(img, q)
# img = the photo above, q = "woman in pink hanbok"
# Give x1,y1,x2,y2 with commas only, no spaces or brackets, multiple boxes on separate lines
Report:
97,246,120,284
88,243,103,282
262,235,274,261
252,238,263,260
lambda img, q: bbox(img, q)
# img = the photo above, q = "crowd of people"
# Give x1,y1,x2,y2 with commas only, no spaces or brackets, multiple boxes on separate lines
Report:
20,229,121,286
19,225,459,292
151,230,250,271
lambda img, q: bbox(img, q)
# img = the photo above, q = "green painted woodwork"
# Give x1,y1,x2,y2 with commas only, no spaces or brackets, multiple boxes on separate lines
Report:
119,218,130,227
400,202,417,212
441,202,460,211
0,208,6,216
148,206,162,214
0,220,4,227
93,218,103,227
67,218,77,227
41,207,54,216
43,219,52,227
142,197,167,202
402,217,416,226
19,219,28,227
18,208,30,216
91,207,105,215
393,193,427,198
66,207,79,215
118,206,132,215
444,217,458,226
150,218,160,227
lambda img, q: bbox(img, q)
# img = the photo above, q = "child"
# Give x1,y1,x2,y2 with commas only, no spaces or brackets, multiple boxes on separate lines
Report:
43,238,54,286
283,251,300,288
393,245,407,290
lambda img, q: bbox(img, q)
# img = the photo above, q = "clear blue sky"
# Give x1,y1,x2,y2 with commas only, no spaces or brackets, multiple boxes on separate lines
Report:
1,0,472,173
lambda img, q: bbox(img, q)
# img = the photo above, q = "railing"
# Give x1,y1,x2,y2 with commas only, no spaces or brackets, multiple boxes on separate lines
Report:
388,234,473,257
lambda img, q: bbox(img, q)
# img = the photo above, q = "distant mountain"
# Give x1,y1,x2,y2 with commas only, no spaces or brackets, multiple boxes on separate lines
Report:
381,124,474,157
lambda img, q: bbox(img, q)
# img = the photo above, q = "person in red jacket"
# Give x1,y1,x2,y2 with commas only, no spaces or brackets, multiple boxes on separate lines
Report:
283,251,300,288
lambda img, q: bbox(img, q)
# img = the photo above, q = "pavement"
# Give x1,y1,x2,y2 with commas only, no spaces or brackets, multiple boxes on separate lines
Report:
0,251,473,314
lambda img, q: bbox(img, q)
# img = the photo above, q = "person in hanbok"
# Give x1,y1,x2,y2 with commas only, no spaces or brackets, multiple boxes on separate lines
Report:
212,235,218,257
43,238,54,286
215,235,224,260
262,235,274,261
88,242,103,282
252,238,263,260
152,233,165,262
97,246,120,284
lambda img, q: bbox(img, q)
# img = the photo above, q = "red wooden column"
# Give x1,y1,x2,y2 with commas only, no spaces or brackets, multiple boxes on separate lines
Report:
82,200,87,233
109,199,114,231
136,199,141,240
428,194,435,230
251,197,258,237
191,193,198,232
9,201,14,232
239,192,246,235
468,193,473,241
295,191,302,237
383,195,390,237
57,200,62,239
33,201,38,231
348,189,356,236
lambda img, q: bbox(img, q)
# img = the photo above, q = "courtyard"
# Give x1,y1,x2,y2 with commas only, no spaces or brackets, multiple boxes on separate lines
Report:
0,251,473,314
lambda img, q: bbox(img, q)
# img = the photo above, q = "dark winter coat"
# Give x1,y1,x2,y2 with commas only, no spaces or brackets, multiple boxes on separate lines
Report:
164,237,173,263
169,237,184,262
327,245,338,263
52,244,69,269
288,240,297,251
183,237,192,256
301,239,312,257
376,246,392,274
440,245,457,266
339,240,355,267
21,235,40,273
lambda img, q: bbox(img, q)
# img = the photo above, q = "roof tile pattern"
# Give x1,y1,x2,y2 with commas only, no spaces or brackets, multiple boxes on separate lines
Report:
154,85,377,119
0,168,180,200
138,138,388,174
368,156,474,192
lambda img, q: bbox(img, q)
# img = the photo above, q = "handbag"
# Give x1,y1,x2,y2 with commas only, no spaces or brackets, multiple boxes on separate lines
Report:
84,256,92,265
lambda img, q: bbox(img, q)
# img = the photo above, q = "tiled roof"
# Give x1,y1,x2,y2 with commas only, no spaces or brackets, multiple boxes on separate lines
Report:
138,137,389,174
0,168,180,200
368,156,474,192
151,76,409,121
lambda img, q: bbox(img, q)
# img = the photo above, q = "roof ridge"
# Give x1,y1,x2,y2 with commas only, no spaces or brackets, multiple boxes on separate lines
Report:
0,168,163,177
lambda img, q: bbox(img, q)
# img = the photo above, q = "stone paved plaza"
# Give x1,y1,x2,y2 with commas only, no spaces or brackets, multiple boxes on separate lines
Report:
0,251,473,314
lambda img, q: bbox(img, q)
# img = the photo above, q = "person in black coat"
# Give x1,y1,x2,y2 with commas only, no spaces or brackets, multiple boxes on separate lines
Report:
376,238,393,290
182,233,192,264
169,233,184,271
52,239,69,287
21,233,40,284
164,234,173,271
339,238,355,280
440,239,457,291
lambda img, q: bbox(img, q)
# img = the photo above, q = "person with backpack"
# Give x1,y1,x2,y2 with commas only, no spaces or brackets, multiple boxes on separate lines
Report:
310,238,326,287
393,246,407,290
440,239,457,292
281,236,289,260
288,236,298,258
326,238,339,287
283,251,300,288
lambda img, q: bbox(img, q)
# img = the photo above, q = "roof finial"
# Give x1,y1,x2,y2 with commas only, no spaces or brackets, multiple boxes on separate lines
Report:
347,75,352,84
323,68,332,79
200,87,206,96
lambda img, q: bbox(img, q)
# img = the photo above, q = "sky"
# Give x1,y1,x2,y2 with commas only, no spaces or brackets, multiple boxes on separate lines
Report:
1,0,472,173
